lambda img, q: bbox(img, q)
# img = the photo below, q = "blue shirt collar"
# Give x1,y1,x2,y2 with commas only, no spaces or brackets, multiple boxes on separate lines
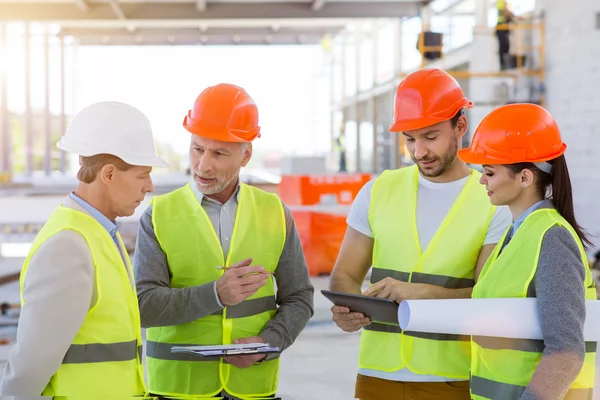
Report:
512,199,547,233
69,193,118,238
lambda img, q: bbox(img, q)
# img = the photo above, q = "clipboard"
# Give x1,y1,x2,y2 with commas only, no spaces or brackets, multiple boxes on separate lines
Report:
321,289,399,325
171,343,280,358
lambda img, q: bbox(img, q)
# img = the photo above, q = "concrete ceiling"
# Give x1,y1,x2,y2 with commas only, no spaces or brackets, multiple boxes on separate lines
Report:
0,0,429,45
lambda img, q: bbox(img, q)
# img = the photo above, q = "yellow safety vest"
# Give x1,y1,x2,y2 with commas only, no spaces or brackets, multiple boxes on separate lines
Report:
146,183,286,399
471,208,597,399
497,0,508,25
359,165,495,378
19,205,146,397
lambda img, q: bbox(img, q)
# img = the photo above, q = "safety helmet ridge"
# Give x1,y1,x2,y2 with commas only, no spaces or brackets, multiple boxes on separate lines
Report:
458,103,567,165
183,83,261,143
57,101,169,168
390,68,472,132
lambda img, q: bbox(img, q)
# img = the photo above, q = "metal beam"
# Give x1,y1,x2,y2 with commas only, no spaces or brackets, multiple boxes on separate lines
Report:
70,32,329,46
73,0,89,11
107,0,136,32
108,0,127,21
196,0,207,12
58,26,346,46
59,26,345,37
312,0,327,10
0,2,422,21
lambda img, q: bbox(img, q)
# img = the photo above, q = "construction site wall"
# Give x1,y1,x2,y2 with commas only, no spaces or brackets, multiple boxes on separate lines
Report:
539,0,600,251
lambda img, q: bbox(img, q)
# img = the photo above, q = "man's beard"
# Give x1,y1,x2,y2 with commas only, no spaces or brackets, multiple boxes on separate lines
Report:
412,137,458,178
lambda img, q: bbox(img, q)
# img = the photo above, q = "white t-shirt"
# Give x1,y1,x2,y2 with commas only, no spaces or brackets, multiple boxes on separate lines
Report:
348,173,513,382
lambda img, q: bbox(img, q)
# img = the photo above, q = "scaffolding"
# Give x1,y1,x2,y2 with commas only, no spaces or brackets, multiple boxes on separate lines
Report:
416,14,547,107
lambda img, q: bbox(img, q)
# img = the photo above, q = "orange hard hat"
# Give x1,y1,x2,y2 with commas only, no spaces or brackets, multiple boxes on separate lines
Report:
389,68,472,132
183,83,261,142
457,103,567,167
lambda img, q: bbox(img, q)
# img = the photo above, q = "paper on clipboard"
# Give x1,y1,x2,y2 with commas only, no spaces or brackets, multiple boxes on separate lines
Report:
171,343,280,357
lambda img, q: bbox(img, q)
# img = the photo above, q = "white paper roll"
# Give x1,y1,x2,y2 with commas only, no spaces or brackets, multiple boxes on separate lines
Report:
398,298,600,340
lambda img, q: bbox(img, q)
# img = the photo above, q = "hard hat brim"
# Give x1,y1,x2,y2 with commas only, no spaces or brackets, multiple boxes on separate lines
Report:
389,116,448,133
457,144,567,165
57,139,170,168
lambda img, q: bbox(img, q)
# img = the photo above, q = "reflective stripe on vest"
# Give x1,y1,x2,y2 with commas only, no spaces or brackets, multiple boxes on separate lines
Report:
367,267,472,339
370,268,475,289
359,166,495,378
208,295,277,318
19,205,146,397
147,183,285,399
63,340,141,364
473,336,597,354
471,375,593,400
471,208,597,398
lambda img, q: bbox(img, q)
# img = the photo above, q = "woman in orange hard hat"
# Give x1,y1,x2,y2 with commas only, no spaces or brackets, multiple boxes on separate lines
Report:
458,103,597,399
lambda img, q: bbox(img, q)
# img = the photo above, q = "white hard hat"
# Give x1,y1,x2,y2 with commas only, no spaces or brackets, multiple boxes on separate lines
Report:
57,101,169,168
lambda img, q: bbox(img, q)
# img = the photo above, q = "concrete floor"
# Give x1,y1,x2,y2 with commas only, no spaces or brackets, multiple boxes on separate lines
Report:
277,277,360,400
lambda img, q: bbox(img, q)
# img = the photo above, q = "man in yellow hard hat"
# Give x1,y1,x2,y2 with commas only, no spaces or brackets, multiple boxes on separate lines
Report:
0,101,168,397
134,83,314,400
329,68,512,399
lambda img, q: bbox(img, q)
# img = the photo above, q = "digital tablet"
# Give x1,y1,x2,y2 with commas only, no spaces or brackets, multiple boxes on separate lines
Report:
321,290,399,325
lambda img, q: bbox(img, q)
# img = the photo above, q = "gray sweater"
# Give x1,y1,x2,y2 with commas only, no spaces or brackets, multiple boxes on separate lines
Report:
514,201,589,400
133,183,314,357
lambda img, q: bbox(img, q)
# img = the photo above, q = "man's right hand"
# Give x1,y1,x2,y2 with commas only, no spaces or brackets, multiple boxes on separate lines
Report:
331,305,371,332
216,258,270,306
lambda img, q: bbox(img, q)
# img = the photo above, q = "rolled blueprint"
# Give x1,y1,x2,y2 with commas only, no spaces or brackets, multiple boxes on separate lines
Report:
398,298,600,340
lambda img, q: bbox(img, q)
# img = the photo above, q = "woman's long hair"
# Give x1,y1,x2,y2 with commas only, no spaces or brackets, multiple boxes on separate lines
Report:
506,155,592,248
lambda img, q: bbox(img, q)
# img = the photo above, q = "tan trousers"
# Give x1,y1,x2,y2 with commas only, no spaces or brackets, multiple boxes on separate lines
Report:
355,374,471,400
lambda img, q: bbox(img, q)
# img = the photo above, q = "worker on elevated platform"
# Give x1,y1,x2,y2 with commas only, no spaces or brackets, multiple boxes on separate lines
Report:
134,83,314,400
496,0,516,70
0,101,168,397
459,103,597,399
329,68,512,400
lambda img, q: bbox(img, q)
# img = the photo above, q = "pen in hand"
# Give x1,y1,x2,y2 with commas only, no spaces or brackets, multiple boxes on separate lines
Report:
217,265,273,276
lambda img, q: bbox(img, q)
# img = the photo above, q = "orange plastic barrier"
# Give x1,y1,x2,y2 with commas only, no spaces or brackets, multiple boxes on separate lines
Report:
291,209,349,276
279,173,371,206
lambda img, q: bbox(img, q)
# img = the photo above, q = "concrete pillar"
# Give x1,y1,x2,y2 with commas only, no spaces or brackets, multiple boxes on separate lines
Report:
24,23,33,176
354,27,361,172
371,23,379,173
0,23,9,177
467,0,499,140
59,36,67,173
43,25,51,176
394,19,403,75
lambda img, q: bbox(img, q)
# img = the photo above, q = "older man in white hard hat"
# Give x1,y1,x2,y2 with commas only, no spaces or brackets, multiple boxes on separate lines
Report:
0,101,168,397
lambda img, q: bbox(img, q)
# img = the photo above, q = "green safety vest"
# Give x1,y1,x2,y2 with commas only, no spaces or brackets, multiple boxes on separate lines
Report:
19,205,147,397
146,183,286,398
471,208,597,399
359,166,495,378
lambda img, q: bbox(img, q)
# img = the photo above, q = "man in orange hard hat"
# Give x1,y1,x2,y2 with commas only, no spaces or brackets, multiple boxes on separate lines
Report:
329,68,512,399
133,83,314,399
